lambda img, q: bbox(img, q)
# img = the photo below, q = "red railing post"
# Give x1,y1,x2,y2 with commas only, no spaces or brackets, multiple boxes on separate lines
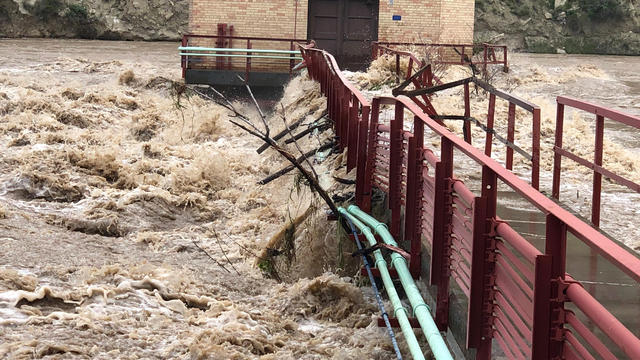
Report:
332,78,339,131
362,99,381,213
340,85,349,149
484,93,496,157
531,107,541,190
532,254,554,359
347,96,359,172
389,100,405,239
545,214,568,359
404,115,425,278
592,114,605,227
431,137,454,330
463,82,471,144
506,102,516,170
467,166,498,359
356,106,371,209
552,102,566,199
181,35,187,78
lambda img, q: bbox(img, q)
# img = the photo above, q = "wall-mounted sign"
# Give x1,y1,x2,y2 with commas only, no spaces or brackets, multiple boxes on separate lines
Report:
392,15,401,21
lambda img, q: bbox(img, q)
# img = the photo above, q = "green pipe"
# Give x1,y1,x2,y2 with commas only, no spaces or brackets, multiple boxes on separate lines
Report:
179,53,303,60
346,205,454,360
179,46,301,54
338,208,426,360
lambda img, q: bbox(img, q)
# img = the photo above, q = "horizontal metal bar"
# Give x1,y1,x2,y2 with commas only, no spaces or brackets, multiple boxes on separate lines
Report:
558,96,640,129
564,331,597,360
566,282,640,358
375,41,507,49
395,77,473,97
474,78,538,112
185,34,307,42
181,53,303,60
566,311,617,360
179,46,301,54
554,146,640,193
384,96,640,282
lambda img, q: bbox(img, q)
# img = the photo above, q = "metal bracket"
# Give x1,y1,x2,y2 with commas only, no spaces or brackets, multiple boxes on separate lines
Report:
551,277,582,303
488,218,508,237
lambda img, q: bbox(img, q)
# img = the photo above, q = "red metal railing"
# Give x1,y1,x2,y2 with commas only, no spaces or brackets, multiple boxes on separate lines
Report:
181,34,309,79
300,45,640,359
393,75,541,190
373,41,509,74
552,96,640,228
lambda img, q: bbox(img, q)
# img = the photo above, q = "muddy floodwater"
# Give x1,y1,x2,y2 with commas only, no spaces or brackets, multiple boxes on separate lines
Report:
0,39,639,359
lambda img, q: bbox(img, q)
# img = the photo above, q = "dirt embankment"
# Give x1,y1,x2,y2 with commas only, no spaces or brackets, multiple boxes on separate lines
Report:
0,0,188,40
476,0,640,55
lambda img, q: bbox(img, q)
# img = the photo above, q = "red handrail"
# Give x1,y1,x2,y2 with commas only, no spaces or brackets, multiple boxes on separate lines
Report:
552,96,640,227
301,44,640,360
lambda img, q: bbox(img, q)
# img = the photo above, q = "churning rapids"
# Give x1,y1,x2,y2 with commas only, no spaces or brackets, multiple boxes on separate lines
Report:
0,39,638,359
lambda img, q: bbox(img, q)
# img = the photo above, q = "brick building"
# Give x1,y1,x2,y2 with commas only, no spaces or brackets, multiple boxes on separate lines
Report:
188,0,475,70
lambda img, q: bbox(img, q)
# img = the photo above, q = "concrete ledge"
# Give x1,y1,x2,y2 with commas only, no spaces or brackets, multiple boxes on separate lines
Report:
185,69,292,87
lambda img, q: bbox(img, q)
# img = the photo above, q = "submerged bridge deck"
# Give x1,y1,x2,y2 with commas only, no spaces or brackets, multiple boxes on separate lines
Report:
297,44,640,359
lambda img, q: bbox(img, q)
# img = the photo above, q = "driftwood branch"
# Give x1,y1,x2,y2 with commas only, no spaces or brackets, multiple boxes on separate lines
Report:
258,141,335,185
237,74,269,136
256,110,328,154
284,122,331,144
280,103,319,181
230,118,339,215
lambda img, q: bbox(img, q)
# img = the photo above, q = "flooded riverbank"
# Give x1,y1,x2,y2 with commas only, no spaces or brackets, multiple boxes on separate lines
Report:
0,38,638,358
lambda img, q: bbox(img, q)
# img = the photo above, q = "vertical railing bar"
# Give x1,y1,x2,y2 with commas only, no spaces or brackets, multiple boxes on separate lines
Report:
485,93,496,157
592,114,604,227
532,108,541,190
552,103,566,199
506,102,516,170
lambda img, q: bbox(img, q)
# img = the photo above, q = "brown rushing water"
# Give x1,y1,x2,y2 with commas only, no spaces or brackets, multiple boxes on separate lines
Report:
0,38,407,359
0,39,638,358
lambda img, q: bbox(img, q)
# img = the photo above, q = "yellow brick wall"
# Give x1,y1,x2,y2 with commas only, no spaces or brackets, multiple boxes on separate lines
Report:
439,0,475,43
187,0,475,70
378,0,474,43
188,0,309,71
189,0,308,41
378,0,442,43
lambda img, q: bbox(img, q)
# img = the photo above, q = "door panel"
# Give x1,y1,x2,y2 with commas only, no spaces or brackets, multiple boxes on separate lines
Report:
308,0,378,70
309,0,340,56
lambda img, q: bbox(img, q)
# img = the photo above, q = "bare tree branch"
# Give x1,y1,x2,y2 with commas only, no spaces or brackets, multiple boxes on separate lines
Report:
237,74,269,136
279,103,319,181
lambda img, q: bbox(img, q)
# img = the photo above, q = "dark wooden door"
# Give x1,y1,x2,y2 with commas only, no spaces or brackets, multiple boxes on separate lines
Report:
308,0,378,70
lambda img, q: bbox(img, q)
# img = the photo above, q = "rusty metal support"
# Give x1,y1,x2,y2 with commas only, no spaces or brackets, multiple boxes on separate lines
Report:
506,102,516,170
532,254,553,359
389,100,404,239
467,166,498,359
463,82,471,144
431,137,454,330
545,214,567,359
